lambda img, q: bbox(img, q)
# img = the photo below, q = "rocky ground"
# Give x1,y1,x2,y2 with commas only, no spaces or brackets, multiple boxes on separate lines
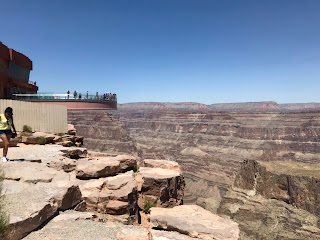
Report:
2,144,239,240
68,111,138,156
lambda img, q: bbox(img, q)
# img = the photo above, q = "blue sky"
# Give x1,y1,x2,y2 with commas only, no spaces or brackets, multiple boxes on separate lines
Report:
1,0,320,104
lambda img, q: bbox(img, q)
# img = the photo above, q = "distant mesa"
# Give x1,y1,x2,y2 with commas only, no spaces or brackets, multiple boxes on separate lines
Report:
119,101,320,112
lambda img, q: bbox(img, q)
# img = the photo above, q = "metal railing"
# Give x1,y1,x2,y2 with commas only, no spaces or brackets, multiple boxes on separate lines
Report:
12,93,117,102
28,81,37,86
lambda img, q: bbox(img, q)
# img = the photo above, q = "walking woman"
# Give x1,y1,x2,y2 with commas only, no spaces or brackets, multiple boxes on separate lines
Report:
0,107,17,162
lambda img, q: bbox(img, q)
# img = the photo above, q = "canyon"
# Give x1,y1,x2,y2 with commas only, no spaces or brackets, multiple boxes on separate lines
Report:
67,102,320,239
69,103,320,207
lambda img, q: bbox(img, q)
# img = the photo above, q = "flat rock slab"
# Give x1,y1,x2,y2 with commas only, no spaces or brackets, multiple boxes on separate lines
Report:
3,161,63,183
151,230,199,240
51,210,95,222
23,218,149,240
76,155,137,179
144,159,182,173
105,200,128,215
6,144,66,165
150,205,240,240
4,180,81,240
140,167,181,180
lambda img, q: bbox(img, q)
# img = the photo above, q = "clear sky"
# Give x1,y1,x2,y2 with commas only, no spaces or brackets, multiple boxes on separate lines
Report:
1,0,319,104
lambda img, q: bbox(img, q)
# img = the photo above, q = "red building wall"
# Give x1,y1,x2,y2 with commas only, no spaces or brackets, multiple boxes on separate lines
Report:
0,41,37,98
9,48,33,71
0,42,10,98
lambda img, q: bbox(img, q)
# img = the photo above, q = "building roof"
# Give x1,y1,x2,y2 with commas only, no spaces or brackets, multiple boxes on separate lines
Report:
0,41,33,70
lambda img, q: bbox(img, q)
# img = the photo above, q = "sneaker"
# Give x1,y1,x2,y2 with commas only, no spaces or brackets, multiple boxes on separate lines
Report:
1,157,8,162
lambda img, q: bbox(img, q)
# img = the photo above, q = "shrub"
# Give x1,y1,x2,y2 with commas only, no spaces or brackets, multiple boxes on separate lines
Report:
143,201,155,214
23,125,32,133
132,164,140,177
38,136,46,145
0,167,9,238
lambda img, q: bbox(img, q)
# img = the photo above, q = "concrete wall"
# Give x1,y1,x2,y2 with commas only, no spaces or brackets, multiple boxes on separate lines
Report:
0,100,67,133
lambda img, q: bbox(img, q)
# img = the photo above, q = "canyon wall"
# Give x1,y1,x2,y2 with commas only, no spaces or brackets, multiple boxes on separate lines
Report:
68,104,320,211
68,111,139,156
117,109,320,209
217,159,320,239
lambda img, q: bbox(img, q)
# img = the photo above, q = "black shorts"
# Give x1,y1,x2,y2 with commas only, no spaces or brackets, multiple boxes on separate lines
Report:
0,130,12,136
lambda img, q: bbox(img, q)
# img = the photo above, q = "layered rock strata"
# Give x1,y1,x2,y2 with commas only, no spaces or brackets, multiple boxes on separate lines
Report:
75,171,139,223
138,161,184,208
117,110,320,208
218,159,320,240
68,111,138,155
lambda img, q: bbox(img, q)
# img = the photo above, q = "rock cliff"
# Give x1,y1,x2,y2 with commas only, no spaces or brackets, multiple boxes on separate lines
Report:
68,111,138,156
68,108,320,211
2,144,239,239
217,159,320,240
117,109,320,209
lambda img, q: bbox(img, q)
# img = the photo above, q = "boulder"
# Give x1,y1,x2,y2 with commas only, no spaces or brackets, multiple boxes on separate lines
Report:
57,141,74,147
20,135,38,144
20,132,55,145
49,157,78,172
3,180,82,240
53,135,62,143
61,147,88,159
139,167,184,207
62,134,76,142
76,171,138,221
76,155,137,179
150,205,240,240
75,135,84,143
33,132,55,143
68,123,77,135
105,200,128,215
